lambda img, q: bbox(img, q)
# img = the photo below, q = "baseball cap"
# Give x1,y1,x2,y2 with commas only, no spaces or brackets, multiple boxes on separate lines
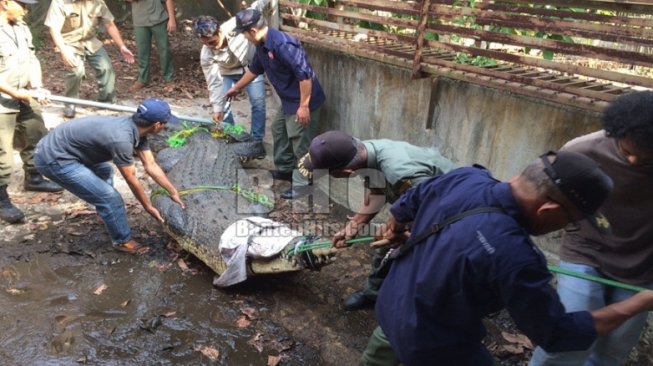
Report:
133,98,180,126
233,9,261,33
298,131,358,179
192,15,219,38
540,151,613,232
15,0,37,4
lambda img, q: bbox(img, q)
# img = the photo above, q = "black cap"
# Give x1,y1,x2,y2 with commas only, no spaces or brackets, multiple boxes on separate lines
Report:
540,151,613,231
298,131,358,179
233,9,261,33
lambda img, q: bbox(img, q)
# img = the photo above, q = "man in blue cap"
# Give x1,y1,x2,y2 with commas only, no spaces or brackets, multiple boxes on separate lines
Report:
34,98,185,254
225,8,326,199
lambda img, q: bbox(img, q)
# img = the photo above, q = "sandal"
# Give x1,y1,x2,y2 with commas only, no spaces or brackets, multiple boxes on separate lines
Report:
113,241,150,255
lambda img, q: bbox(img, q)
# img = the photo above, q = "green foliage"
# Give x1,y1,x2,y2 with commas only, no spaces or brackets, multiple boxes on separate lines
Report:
424,32,439,41
298,0,328,5
357,21,385,31
529,32,574,61
454,53,497,67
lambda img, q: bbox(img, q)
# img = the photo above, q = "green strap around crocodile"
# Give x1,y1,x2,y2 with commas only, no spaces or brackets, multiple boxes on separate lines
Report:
166,122,247,148
151,183,274,208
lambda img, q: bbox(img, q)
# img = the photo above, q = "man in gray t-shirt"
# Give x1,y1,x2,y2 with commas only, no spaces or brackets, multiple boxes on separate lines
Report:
34,98,185,254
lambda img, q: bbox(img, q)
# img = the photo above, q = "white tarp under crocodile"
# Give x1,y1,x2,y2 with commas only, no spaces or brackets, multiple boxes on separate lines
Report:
214,217,303,287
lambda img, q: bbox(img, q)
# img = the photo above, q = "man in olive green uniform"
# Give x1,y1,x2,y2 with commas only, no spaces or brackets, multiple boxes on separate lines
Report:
45,0,135,118
298,131,456,310
0,0,62,224
126,0,176,91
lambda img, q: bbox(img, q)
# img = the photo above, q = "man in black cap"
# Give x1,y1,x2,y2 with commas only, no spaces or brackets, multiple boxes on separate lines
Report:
225,8,326,200
34,98,185,254
298,131,455,310
530,91,653,365
362,151,653,366
0,0,62,224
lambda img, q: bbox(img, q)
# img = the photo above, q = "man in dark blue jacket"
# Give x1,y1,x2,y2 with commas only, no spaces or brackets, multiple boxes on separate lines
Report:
362,151,653,366
225,8,326,200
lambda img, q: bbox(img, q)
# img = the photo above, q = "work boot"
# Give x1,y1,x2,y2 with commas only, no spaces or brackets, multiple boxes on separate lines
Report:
343,289,375,311
253,141,266,160
24,173,63,193
129,81,148,92
63,104,76,118
0,185,24,224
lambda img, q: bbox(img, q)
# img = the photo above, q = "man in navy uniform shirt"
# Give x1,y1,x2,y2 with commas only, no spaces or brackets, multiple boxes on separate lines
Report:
225,8,325,200
362,151,653,366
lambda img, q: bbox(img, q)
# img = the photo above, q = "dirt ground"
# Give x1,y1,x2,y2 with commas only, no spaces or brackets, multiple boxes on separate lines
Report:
1,22,650,366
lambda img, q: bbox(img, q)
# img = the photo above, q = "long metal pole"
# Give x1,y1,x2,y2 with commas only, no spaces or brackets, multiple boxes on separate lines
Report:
47,95,215,125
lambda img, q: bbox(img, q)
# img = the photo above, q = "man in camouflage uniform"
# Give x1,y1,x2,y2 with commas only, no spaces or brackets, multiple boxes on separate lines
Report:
298,131,455,310
0,0,62,224
45,0,135,118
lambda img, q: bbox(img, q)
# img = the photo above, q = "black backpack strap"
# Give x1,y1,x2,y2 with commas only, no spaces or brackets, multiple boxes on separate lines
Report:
395,206,506,258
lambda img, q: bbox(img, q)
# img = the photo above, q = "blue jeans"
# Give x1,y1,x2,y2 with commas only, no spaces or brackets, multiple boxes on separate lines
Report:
222,73,266,141
529,261,653,366
34,155,131,245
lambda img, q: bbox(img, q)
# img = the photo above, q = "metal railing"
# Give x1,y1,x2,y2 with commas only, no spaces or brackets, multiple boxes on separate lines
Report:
280,0,653,112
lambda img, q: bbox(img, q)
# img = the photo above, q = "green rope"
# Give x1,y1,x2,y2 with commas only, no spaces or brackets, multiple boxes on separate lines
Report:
548,265,648,293
284,237,649,293
285,236,375,256
151,183,274,208
166,122,209,148
223,124,245,136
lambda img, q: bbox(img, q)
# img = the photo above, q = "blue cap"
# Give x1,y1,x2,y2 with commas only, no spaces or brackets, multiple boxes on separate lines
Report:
134,98,179,125
192,15,219,38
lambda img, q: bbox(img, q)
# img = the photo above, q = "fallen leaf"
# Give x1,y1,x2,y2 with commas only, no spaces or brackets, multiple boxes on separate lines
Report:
68,209,96,219
236,315,251,328
268,355,281,366
240,306,259,320
501,331,533,349
177,258,189,272
162,311,176,318
248,333,264,353
93,283,108,295
120,299,131,307
6,288,24,295
194,344,219,361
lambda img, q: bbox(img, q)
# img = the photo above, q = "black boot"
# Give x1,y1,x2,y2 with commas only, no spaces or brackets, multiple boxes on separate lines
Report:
0,185,24,224
343,289,376,311
24,172,63,193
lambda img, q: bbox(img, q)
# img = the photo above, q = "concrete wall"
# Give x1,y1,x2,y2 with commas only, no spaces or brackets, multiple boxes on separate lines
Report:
309,45,602,180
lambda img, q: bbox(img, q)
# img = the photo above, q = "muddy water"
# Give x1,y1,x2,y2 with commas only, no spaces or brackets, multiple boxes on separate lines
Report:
0,245,317,365
3,253,251,364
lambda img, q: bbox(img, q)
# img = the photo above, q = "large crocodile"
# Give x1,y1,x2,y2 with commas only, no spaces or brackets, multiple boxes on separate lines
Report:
151,130,334,285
